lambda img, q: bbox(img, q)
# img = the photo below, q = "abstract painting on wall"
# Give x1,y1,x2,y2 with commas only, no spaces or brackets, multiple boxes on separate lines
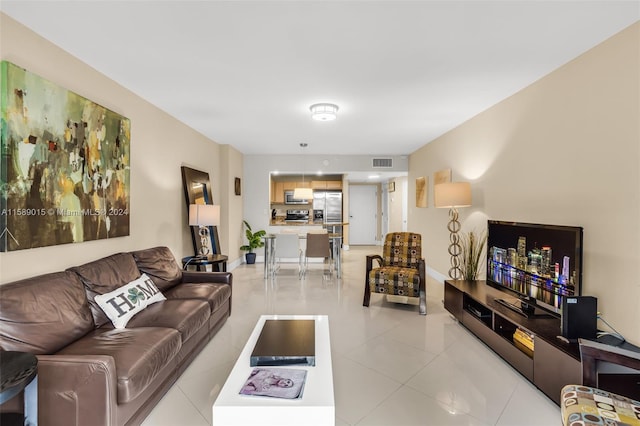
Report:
0,61,130,251
416,176,427,208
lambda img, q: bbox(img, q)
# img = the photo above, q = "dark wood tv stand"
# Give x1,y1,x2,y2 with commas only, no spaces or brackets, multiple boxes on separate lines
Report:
444,279,582,404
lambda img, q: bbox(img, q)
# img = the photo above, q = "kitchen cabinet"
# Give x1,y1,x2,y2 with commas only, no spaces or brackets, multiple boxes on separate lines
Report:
311,180,342,190
326,180,342,190
271,182,285,203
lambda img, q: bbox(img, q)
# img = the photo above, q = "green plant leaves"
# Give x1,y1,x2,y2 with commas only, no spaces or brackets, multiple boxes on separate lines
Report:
241,221,266,252
460,230,487,280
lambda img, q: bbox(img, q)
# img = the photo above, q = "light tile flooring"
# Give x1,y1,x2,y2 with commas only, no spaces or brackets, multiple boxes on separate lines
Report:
141,246,560,426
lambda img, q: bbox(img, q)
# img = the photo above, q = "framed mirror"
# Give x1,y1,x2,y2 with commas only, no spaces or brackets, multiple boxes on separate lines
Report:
181,166,221,256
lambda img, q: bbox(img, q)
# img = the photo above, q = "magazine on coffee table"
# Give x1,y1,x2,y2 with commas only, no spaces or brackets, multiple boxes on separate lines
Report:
239,368,307,399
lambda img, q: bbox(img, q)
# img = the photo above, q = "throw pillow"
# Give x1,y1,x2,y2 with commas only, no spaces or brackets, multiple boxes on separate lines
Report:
94,273,166,329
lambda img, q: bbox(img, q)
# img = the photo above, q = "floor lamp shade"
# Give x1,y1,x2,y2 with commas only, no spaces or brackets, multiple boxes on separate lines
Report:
434,182,472,208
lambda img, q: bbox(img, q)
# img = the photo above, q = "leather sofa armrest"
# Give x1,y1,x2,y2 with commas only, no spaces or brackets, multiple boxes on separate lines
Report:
36,355,117,426
181,271,233,285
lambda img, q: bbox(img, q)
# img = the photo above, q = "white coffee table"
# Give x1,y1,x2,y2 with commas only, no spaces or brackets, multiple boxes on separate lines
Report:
212,315,334,426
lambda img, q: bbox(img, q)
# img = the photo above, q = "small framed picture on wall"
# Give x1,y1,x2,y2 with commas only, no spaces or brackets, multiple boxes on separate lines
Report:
434,168,451,185
235,177,241,196
416,176,427,207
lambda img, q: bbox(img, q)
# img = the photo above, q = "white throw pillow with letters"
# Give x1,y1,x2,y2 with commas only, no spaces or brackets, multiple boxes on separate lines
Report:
95,273,166,329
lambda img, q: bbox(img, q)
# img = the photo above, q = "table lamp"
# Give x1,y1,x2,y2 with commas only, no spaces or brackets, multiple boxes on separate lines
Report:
434,182,472,280
189,204,220,257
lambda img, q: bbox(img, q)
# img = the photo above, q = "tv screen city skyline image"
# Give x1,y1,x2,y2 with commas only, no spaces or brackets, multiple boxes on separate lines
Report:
487,221,582,311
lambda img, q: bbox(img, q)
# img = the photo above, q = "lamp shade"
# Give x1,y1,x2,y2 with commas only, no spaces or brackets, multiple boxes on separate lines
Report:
189,204,220,226
293,187,313,200
434,182,472,208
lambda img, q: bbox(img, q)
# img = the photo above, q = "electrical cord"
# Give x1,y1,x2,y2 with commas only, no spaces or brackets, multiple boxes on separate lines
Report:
597,313,626,343
182,255,204,269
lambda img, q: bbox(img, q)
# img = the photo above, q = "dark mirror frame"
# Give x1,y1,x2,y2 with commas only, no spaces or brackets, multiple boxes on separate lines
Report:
181,166,220,256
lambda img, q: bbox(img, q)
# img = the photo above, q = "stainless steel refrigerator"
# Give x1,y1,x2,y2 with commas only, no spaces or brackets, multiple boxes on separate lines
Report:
313,191,342,224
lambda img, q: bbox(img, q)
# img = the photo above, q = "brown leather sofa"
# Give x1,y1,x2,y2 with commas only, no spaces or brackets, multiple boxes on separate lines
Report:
0,246,232,426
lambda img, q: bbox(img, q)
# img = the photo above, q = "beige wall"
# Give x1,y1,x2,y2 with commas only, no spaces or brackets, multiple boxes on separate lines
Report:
388,176,407,233
219,145,244,265
409,23,640,344
0,13,240,282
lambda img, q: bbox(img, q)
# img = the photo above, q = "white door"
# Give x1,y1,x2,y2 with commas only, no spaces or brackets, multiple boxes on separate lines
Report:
349,185,378,245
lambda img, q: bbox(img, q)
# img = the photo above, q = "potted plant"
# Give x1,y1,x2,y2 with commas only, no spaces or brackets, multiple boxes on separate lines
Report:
460,229,487,281
240,220,266,264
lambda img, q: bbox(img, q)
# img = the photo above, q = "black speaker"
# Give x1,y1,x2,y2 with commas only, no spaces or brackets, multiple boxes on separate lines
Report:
561,296,597,341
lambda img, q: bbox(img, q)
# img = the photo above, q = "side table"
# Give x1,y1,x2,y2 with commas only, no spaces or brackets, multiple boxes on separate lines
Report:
182,254,228,272
0,351,38,426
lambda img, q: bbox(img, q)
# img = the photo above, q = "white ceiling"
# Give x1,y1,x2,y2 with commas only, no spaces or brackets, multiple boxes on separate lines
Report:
2,1,638,157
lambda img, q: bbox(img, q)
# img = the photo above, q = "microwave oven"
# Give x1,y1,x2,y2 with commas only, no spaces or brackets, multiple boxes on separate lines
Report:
284,190,309,205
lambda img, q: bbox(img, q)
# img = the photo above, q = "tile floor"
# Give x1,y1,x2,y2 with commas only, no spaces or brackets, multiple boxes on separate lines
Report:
141,246,560,426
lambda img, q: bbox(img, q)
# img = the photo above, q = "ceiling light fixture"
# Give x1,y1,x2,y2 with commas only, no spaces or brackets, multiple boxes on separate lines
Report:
293,143,313,200
310,103,339,121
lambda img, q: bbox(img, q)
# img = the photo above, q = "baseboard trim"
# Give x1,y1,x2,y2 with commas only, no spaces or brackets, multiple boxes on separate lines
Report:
427,267,447,284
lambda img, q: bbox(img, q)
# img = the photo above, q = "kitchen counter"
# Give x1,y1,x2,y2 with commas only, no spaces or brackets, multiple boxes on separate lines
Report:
271,219,321,226
271,219,349,226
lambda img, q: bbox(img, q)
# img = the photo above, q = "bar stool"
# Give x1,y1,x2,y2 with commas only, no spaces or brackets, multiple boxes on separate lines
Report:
303,232,333,278
274,233,303,277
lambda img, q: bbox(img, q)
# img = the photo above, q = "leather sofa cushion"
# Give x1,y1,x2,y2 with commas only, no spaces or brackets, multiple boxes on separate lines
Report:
115,299,210,344
164,283,232,314
57,327,181,404
0,271,94,354
68,253,141,328
131,246,183,292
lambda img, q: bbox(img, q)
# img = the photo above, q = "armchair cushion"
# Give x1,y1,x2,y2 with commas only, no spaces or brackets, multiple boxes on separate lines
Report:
368,266,421,297
560,339,640,426
382,232,422,268
561,384,640,425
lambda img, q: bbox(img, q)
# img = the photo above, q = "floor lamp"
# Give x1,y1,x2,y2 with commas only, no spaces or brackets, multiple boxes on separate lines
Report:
434,182,472,280
189,204,220,257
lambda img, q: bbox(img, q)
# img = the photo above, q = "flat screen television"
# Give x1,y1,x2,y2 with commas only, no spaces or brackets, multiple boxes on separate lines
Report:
486,220,583,317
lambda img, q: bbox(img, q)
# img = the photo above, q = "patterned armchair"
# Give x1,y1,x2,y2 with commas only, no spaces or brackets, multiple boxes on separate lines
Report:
561,339,640,426
363,232,426,315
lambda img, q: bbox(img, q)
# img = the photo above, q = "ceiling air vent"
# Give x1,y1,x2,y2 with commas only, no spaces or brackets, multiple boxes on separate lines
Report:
372,158,393,168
